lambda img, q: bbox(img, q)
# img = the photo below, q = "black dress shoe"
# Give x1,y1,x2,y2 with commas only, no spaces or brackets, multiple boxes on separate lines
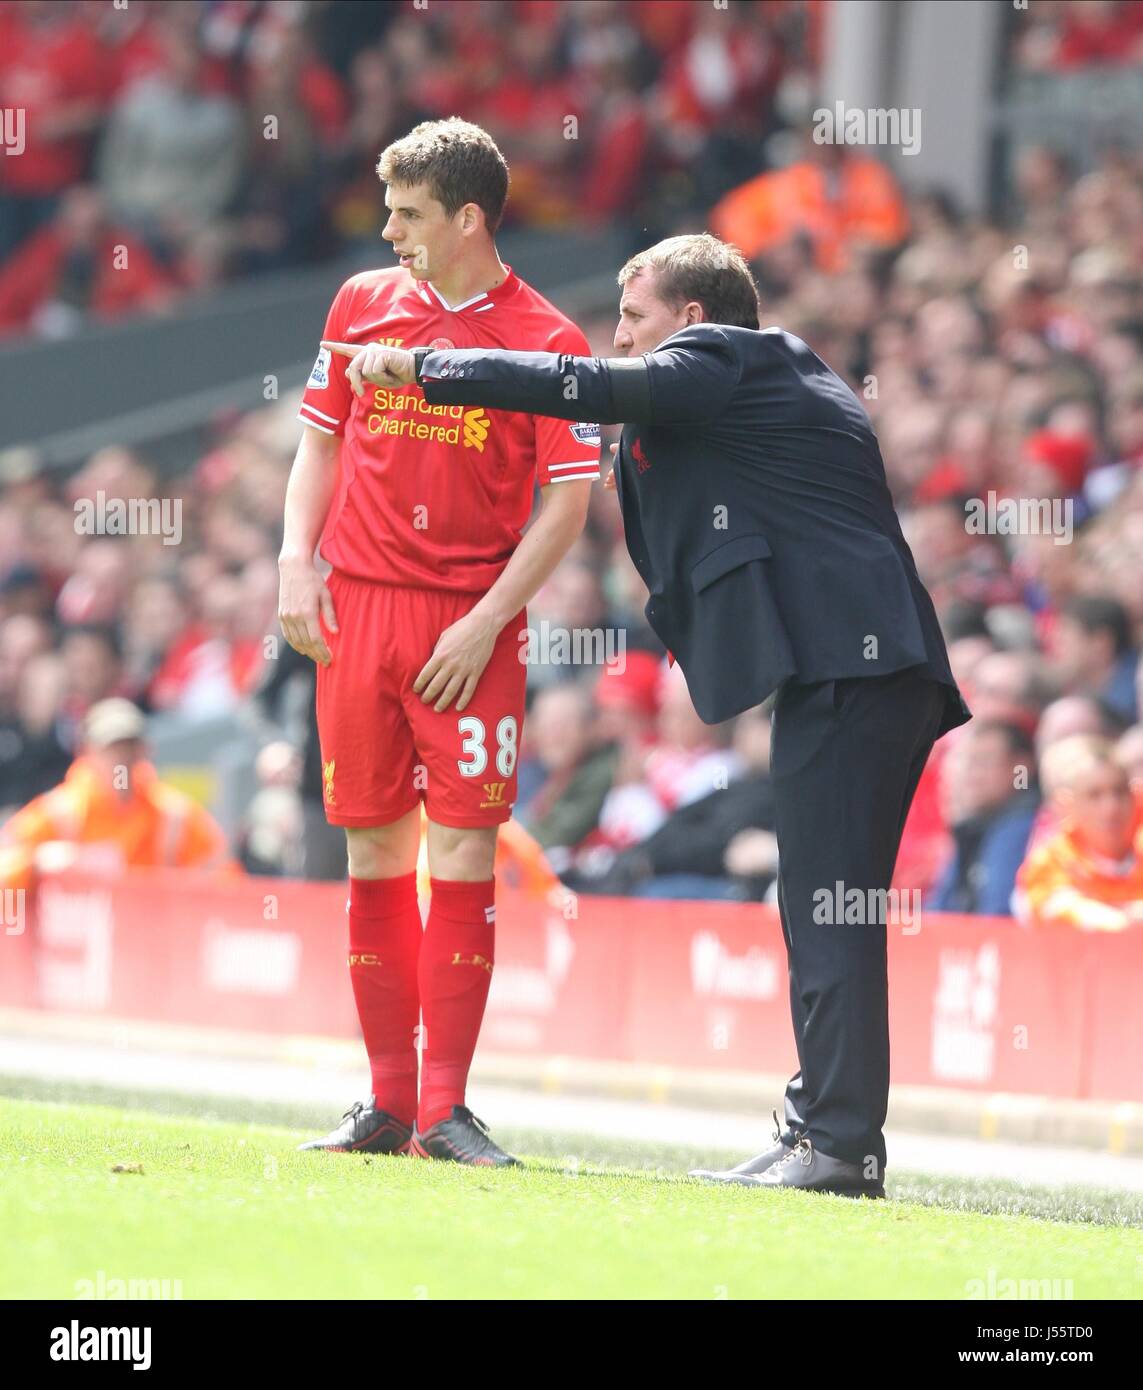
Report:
753,1137,884,1198
689,1110,799,1184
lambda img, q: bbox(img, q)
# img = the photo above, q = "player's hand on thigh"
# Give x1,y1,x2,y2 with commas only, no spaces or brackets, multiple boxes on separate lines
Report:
414,610,500,713
277,559,337,666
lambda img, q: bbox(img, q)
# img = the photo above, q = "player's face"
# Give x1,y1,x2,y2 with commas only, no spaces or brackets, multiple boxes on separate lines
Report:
381,182,465,281
613,269,702,356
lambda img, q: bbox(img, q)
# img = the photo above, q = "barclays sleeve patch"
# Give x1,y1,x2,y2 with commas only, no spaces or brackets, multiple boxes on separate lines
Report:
307,347,331,390
570,421,601,447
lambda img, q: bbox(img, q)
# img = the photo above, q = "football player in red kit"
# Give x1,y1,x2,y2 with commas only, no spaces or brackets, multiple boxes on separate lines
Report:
279,119,599,1165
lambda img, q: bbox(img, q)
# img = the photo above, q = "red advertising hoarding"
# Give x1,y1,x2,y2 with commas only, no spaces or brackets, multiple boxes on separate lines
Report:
0,867,1138,1101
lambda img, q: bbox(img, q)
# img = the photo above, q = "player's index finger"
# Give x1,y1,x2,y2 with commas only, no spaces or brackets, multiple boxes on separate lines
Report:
320,340,359,357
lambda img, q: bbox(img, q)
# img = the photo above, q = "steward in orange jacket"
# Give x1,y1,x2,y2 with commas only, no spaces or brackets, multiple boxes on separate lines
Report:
710,140,908,274
1014,735,1143,931
0,699,234,889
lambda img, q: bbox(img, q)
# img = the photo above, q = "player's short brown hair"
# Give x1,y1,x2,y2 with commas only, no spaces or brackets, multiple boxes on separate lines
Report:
377,118,510,233
618,233,760,330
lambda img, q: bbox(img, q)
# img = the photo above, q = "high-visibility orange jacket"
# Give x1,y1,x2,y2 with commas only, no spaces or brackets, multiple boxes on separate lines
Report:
494,816,563,903
1014,791,1143,931
0,757,235,889
710,156,909,273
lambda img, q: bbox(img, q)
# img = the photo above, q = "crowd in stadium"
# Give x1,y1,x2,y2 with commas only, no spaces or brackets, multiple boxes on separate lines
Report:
0,0,813,331
2,0,1141,334
1,0,1141,927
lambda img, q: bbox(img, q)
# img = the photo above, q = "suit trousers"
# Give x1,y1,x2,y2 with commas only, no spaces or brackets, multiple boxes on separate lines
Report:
769,666,948,1174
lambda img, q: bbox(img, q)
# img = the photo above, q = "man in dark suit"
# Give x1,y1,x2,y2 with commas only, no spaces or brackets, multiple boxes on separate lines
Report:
322,232,971,1198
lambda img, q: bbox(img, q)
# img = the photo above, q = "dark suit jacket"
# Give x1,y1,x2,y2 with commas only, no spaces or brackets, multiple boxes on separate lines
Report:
418,324,971,736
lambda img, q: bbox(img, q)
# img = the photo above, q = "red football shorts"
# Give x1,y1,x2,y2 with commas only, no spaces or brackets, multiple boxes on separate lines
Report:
315,573,527,828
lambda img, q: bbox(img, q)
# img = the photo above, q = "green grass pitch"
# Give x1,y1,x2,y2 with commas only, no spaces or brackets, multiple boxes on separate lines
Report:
2,1096,1140,1300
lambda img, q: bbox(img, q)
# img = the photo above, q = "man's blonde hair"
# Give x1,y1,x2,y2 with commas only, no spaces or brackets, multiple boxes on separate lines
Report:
618,233,760,329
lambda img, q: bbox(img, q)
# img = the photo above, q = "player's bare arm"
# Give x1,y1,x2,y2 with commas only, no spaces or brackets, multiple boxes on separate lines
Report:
278,425,341,667
413,478,592,713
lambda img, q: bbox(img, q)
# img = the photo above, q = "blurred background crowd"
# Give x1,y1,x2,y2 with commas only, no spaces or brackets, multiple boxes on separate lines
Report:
5,0,1141,333
1,0,1142,926
0,0,820,327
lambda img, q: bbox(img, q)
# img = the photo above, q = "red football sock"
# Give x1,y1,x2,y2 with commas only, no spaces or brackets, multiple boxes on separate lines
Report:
417,876,496,1132
347,872,422,1127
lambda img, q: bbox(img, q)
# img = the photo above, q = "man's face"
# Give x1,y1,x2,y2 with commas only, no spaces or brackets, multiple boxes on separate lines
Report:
941,729,1020,823
1051,617,1109,685
1060,763,1135,858
613,269,702,356
381,182,467,283
529,688,590,772
62,633,119,703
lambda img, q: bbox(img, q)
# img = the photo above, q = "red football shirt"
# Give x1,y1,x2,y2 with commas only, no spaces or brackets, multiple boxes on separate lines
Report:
297,266,601,592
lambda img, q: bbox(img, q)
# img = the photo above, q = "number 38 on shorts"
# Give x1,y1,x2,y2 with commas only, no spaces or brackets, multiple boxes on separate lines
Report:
457,715,519,779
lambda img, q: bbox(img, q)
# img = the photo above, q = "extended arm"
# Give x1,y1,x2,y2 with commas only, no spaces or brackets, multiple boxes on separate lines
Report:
421,347,650,424
320,326,742,427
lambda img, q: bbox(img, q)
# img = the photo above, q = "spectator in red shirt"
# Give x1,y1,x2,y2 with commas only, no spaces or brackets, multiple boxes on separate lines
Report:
1048,0,1143,69
0,185,175,337
579,58,652,226
93,0,233,101
0,0,107,260
146,565,270,719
